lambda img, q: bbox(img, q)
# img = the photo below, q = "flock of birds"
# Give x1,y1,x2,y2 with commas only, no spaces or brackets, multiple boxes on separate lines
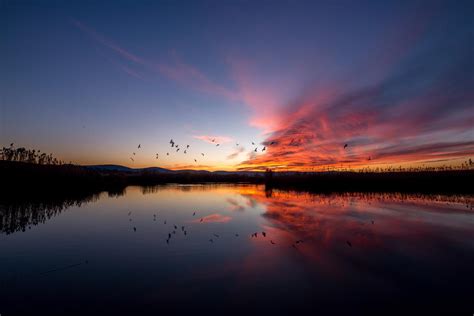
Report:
128,138,354,164
126,209,366,249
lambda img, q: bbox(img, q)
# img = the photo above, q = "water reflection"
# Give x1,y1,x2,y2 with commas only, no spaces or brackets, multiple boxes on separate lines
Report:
1,185,473,314
0,194,96,235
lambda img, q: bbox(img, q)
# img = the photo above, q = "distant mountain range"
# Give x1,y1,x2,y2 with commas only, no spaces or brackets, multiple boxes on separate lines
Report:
85,164,173,173
84,164,263,176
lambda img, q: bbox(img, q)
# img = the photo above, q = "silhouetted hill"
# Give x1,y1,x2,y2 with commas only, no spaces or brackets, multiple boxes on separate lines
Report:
85,164,174,173
85,164,262,177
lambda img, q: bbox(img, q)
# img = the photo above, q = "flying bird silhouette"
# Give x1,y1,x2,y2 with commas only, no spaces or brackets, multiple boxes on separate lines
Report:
344,144,348,149
262,147,266,152
138,144,141,149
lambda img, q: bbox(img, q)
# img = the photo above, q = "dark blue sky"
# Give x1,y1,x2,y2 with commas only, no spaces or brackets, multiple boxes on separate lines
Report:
1,0,473,170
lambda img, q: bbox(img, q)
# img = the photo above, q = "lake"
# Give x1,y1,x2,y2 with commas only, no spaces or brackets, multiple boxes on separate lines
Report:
1,184,474,315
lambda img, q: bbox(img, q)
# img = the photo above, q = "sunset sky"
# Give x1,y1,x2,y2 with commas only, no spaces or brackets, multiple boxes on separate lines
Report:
1,0,473,171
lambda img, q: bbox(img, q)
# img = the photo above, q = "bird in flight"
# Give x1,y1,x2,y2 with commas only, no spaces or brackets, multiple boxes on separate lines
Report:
254,148,258,152
212,139,216,143
201,153,205,156
167,152,169,156
186,145,190,148
156,154,159,159
194,159,197,163
176,148,180,152
133,152,136,155
270,141,276,145
262,147,266,152
344,144,348,149
216,144,220,147
236,143,239,146
252,142,255,145
130,157,134,162
138,144,141,149
184,150,187,154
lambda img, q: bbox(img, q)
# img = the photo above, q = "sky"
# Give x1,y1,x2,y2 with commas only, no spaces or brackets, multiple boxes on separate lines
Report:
1,0,473,171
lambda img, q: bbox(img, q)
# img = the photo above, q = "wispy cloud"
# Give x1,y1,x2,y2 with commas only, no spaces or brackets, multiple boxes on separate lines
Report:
72,19,237,98
72,19,145,64
193,213,232,223
226,146,245,160
193,135,233,144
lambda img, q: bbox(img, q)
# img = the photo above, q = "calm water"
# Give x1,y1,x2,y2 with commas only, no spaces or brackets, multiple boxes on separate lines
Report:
1,185,474,315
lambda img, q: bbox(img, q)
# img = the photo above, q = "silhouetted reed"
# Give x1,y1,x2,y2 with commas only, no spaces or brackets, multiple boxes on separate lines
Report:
1,144,66,165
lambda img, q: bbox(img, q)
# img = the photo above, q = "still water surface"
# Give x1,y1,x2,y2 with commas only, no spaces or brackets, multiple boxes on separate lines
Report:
1,185,474,315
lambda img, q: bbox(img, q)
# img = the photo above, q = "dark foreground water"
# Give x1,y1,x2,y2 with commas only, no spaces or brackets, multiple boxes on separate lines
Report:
1,185,474,315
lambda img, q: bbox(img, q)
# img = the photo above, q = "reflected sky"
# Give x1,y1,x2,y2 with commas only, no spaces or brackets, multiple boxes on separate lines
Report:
1,185,474,314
